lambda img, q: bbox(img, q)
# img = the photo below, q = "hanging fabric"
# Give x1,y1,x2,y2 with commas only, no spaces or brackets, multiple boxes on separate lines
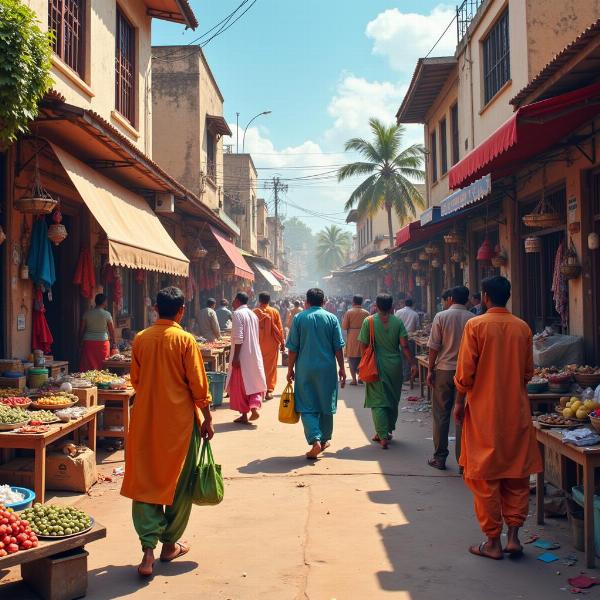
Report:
27,217,56,288
32,287,53,353
551,241,568,327
73,248,96,299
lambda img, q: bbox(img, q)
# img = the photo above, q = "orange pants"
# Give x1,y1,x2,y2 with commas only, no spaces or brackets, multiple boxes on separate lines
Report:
464,477,530,538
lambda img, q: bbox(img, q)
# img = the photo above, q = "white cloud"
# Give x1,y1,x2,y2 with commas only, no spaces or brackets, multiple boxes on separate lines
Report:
366,5,456,73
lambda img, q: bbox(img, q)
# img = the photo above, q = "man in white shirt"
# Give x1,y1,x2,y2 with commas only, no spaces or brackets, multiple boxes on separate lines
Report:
395,298,420,334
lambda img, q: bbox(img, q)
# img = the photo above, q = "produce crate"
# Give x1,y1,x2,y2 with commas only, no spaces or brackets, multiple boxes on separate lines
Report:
0,457,35,489
72,386,97,408
0,375,26,390
21,548,89,600
102,406,124,428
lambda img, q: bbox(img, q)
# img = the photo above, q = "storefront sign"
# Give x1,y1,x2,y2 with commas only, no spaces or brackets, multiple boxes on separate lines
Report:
440,174,492,217
16,314,25,331
420,206,441,226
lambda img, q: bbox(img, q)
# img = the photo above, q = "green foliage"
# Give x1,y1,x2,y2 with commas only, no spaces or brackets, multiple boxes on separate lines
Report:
316,225,352,273
0,0,53,146
338,118,426,247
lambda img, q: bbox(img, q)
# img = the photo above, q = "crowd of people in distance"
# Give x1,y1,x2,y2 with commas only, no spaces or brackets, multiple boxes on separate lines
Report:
122,275,542,575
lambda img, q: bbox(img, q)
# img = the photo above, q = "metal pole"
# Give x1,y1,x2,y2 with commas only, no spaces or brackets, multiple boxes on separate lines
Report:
243,111,272,152
236,112,239,153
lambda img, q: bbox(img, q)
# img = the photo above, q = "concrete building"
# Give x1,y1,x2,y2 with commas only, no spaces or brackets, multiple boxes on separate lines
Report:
152,46,231,211
223,153,258,253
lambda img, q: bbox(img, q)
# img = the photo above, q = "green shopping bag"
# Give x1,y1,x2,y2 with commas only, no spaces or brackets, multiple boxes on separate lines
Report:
191,440,224,506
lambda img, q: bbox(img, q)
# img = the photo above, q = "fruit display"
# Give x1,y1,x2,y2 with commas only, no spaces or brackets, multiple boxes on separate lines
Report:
0,406,30,426
21,505,92,538
0,397,31,408
559,396,599,420
538,414,582,428
15,425,50,434
28,410,59,424
32,393,78,409
0,388,22,399
0,506,39,555
78,370,121,386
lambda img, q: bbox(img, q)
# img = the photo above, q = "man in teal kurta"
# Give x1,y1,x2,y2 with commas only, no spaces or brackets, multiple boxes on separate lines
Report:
358,293,417,449
287,288,346,459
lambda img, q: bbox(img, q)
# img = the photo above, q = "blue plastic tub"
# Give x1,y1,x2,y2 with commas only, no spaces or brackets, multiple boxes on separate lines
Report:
207,372,226,408
571,485,600,558
4,486,35,511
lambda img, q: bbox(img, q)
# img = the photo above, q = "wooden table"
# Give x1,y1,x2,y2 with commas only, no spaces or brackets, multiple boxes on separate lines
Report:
529,392,566,413
413,338,429,355
416,355,430,401
0,521,106,599
534,422,600,568
97,389,135,445
0,406,103,503
102,359,132,375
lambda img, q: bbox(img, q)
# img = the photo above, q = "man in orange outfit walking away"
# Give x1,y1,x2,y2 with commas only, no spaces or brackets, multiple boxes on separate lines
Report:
453,276,542,560
254,292,285,400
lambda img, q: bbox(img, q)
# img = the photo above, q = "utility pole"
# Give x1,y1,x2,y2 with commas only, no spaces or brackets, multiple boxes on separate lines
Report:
236,112,240,153
265,177,287,268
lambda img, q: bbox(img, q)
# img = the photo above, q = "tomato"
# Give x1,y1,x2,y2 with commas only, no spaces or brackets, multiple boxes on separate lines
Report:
8,515,16,523
0,525,6,535
21,539,32,550
10,537,16,545
31,541,38,548
0,550,6,557
16,533,27,544
2,536,11,546
20,520,28,527
1,518,8,525
7,544,18,554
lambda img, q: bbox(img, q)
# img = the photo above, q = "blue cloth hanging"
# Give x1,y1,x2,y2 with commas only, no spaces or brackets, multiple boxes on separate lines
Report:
27,217,56,288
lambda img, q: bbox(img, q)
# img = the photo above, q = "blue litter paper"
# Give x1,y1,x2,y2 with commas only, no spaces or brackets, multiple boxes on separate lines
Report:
533,540,560,550
537,552,559,563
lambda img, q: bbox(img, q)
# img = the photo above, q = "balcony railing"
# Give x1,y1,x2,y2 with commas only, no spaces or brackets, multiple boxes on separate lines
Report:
456,0,483,44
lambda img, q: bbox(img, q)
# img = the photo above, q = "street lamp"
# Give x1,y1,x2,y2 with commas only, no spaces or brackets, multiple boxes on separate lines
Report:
242,111,272,152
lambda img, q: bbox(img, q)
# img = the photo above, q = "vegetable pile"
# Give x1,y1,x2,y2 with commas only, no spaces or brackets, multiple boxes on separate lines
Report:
0,406,29,425
21,505,92,537
0,397,30,407
28,410,57,424
0,506,39,556
0,389,23,399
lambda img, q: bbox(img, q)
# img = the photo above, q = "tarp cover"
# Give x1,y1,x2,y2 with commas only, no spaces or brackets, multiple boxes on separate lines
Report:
52,144,189,276
253,263,282,291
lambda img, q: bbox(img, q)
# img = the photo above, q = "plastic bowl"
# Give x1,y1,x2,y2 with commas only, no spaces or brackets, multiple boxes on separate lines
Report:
4,486,35,511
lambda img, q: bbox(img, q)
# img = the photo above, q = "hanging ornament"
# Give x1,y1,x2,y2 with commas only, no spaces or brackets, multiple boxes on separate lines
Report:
14,142,57,214
47,206,68,246
476,237,494,262
210,259,221,271
431,258,440,268
524,236,541,253
491,245,508,267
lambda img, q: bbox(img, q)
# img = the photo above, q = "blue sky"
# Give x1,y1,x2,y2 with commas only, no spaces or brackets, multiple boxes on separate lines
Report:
153,1,457,231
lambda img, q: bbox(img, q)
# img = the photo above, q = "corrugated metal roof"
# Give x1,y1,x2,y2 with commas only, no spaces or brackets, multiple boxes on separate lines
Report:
396,57,457,124
511,19,600,108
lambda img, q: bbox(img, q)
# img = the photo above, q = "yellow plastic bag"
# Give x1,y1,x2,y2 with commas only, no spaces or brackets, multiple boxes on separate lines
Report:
278,383,300,424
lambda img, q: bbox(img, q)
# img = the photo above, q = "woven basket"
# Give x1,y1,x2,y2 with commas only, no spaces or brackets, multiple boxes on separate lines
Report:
14,196,57,215
560,263,581,279
590,414,600,434
525,237,542,253
574,373,600,387
444,232,462,245
522,212,563,229
491,255,508,268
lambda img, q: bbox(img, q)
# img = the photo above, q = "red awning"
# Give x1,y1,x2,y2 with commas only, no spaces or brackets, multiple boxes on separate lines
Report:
395,220,449,247
271,269,286,281
448,81,600,189
209,226,254,281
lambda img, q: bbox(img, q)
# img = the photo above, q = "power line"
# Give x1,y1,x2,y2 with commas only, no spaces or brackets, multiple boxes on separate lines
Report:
424,12,457,59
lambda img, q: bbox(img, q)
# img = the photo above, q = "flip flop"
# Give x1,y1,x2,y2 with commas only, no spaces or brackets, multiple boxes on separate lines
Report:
469,542,503,560
160,541,190,563
320,441,331,453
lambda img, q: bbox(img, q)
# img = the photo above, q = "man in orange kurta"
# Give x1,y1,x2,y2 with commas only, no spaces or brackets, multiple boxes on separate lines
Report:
121,286,214,577
454,276,542,560
253,292,285,399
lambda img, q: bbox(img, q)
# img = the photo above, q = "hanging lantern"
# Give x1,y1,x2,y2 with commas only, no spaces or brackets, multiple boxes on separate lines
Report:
424,243,437,255
444,231,463,245
524,236,542,253
450,251,463,263
588,232,600,251
188,237,208,261
476,237,494,262
411,261,420,271
431,258,440,268
210,259,221,271
47,207,68,246
418,251,428,261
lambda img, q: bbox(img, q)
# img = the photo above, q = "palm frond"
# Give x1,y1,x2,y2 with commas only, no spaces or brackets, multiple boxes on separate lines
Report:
344,173,378,210
337,161,376,181
344,137,382,164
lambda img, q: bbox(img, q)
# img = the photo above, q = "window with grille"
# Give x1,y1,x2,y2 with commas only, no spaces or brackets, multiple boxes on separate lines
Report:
430,131,438,183
451,103,459,165
440,118,448,175
115,8,135,124
48,0,85,77
483,9,510,105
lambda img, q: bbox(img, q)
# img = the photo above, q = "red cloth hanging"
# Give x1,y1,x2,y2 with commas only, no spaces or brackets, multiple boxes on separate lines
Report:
73,248,96,300
32,288,53,354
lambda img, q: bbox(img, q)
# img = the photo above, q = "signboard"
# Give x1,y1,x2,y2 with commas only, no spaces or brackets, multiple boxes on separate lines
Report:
420,206,441,226
440,174,492,217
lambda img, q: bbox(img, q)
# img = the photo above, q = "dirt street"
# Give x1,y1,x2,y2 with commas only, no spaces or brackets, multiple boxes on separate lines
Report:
0,366,585,599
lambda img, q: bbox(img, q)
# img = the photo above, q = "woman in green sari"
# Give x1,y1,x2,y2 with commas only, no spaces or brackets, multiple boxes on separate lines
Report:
358,293,418,449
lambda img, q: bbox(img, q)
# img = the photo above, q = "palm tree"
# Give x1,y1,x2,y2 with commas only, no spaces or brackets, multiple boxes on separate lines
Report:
316,225,351,272
338,118,426,248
